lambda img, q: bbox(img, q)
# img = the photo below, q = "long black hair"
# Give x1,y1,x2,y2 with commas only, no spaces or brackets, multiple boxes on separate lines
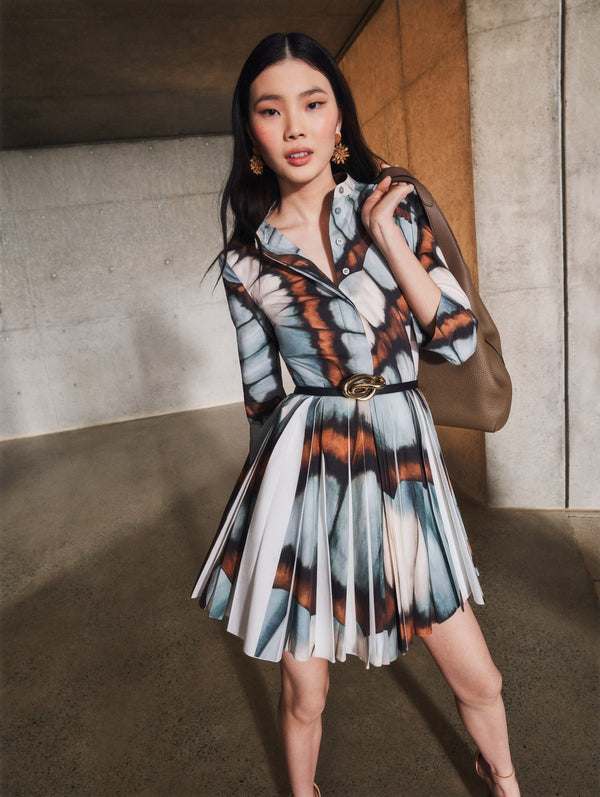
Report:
216,32,381,265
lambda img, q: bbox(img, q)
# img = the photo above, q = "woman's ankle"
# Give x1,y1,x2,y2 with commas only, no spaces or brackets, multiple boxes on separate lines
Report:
476,752,520,796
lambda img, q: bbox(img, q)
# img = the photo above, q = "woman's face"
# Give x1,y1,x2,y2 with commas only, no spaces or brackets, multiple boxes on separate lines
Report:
247,57,342,189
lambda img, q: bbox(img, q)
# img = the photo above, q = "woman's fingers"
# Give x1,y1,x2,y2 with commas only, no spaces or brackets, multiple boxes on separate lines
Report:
361,175,415,246
361,175,392,215
362,160,414,229
379,180,414,204
364,178,414,220
371,174,393,196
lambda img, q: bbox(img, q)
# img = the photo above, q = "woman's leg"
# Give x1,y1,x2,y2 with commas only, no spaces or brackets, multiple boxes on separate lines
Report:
421,601,520,797
279,652,329,797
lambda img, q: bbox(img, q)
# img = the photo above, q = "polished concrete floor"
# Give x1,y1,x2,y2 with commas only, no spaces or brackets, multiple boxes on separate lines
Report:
1,404,598,796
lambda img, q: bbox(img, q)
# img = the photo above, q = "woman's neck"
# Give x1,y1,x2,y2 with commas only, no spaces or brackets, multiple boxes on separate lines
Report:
271,168,337,230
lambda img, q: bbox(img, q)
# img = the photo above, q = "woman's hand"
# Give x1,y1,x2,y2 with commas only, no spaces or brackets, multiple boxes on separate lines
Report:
361,174,414,254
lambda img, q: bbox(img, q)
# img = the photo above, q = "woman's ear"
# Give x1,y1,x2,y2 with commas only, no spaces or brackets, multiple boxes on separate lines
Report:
336,112,342,137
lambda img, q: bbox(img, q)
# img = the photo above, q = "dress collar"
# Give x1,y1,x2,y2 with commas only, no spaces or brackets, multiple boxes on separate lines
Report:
256,172,361,253
334,171,357,192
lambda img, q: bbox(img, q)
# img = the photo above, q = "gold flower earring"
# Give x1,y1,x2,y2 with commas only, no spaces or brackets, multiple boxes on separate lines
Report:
331,133,349,165
249,145,265,176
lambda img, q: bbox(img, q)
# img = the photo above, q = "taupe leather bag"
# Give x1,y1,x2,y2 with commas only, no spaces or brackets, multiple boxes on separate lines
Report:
378,166,512,431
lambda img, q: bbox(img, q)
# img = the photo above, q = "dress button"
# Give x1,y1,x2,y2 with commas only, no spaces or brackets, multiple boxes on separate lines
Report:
342,267,350,276
338,186,344,194
334,207,341,215
336,237,343,246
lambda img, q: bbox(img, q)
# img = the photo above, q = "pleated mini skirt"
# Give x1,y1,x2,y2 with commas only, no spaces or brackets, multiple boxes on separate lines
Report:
191,389,483,668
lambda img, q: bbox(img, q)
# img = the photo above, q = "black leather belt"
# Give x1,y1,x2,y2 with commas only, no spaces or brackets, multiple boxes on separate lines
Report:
294,374,418,401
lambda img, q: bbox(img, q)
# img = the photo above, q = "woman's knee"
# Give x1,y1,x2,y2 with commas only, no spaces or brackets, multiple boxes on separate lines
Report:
286,686,328,724
280,659,329,724
425,603,504,708
457,663,503,709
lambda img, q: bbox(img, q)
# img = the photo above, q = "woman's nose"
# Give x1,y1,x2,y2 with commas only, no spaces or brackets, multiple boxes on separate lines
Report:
284,115,305,140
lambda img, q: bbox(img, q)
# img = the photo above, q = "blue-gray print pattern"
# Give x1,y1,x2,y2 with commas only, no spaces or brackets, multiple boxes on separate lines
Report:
192,175,483,667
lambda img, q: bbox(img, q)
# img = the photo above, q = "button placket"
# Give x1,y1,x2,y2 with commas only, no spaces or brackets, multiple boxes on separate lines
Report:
329,180,360,284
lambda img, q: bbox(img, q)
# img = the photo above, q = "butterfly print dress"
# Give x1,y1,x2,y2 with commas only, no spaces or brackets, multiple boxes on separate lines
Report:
192,174,484,668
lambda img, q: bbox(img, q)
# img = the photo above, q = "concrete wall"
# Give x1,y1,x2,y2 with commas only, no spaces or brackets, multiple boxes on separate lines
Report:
467,0,599,509
340,0,487,503
342,0,599,509
2,1,597,509
467,0,564,508
1,136,241,439
564,0,600,509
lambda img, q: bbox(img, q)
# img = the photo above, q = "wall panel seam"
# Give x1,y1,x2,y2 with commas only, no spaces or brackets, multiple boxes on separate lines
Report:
394,0,410,167
559,0,569,508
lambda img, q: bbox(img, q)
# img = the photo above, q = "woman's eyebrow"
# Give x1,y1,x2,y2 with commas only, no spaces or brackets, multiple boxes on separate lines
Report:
253,87,328,107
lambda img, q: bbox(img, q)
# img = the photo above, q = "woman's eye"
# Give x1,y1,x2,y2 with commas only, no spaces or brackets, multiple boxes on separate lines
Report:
307,101,322,110
259,108,279,117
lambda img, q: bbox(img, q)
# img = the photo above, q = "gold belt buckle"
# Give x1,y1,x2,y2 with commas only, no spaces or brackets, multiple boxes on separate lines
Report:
340,373,386,400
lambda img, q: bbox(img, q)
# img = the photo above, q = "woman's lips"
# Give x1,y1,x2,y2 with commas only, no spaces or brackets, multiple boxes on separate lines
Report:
285,150,313,166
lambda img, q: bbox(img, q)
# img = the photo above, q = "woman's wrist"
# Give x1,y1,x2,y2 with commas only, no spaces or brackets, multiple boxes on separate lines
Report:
372,220,411,263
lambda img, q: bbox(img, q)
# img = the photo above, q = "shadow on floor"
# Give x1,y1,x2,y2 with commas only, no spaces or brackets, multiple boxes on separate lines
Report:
1,406,598,795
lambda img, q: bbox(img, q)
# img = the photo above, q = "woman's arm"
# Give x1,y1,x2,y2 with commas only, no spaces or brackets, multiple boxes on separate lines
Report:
222,262,285,456
361,175,441,335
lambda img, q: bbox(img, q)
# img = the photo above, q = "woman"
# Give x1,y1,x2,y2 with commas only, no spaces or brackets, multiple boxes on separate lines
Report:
192,32,520,797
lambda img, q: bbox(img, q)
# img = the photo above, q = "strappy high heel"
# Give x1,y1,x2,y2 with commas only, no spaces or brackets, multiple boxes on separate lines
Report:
476,752,516,793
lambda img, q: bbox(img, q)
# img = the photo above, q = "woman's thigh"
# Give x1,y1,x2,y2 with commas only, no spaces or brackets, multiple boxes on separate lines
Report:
420,602,502,704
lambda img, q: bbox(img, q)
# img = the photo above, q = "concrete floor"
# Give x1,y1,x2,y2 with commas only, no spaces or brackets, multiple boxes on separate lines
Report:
1,404,598,796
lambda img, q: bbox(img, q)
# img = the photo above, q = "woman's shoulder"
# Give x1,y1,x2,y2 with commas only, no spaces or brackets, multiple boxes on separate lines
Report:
221,244,263,287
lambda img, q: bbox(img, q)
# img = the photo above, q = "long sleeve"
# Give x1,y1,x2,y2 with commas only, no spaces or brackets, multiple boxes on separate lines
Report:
395,193,478,365
222,262,285,457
